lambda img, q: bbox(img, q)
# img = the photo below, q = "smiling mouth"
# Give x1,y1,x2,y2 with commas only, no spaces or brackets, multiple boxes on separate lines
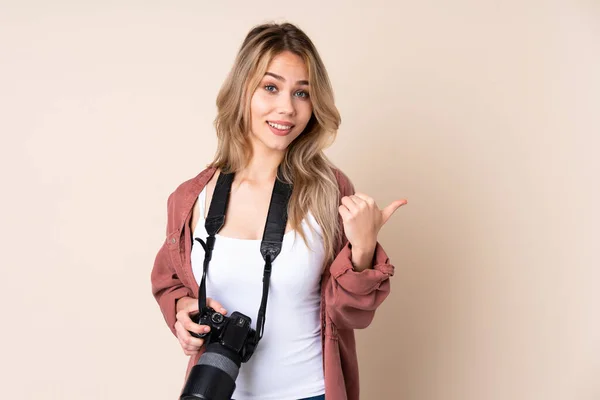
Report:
267,121,294,130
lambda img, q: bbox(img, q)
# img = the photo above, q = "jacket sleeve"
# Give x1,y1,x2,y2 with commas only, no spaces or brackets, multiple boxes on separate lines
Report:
151,192,195,337
325,241,394,330
325,169,395,330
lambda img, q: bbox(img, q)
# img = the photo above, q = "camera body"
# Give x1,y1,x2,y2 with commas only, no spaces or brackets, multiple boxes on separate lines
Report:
191,307,257,363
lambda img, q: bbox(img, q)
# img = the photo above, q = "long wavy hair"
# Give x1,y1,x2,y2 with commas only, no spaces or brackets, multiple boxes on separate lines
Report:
207,22,343,264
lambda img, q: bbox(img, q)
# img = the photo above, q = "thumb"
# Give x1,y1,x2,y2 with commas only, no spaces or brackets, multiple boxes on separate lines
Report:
381,199,407,225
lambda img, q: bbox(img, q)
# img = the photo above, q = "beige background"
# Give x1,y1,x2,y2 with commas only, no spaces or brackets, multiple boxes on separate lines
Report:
1,1,599,399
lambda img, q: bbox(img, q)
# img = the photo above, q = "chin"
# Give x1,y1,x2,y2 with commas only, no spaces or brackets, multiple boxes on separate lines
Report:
254,133,296,152
267,142,292,152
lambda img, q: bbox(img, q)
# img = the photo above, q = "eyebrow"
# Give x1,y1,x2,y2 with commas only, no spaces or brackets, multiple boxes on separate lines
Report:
264,72,309,86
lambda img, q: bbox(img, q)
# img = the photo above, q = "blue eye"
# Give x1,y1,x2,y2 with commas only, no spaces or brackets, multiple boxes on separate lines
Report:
263,84,309,99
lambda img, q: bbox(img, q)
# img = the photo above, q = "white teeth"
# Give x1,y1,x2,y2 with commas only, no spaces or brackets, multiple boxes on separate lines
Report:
268,121,292,130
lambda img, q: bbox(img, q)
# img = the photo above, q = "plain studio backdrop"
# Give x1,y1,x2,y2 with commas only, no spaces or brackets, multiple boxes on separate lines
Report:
1,1,598,399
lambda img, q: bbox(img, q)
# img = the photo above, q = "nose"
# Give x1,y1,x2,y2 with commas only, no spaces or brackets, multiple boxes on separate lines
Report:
276,92,295,116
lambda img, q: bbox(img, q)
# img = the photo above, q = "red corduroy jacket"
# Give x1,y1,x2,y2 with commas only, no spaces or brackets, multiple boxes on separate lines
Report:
151,166,395,400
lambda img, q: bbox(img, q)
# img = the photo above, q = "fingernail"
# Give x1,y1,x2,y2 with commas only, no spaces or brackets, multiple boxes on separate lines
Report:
221,309,227,314
204,327,210,333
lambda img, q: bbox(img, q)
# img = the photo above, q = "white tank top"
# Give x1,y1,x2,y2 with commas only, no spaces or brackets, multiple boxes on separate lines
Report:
191,186,326,400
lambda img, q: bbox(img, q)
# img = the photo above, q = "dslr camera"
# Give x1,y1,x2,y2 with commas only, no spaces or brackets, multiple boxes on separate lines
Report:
180,307,257,400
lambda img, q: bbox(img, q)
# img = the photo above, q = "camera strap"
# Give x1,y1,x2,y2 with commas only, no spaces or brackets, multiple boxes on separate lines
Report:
193,167,293,347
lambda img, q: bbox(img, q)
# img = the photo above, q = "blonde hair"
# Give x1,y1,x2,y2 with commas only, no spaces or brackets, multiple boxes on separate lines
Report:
208,22,343,264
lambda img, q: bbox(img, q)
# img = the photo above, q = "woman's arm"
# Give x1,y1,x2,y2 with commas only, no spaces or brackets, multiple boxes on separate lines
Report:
325,239,394,330
151,242,195,336
151,192,195,336
325,169,402,330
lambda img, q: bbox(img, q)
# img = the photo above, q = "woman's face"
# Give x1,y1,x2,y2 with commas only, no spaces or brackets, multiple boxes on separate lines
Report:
249,51,313,153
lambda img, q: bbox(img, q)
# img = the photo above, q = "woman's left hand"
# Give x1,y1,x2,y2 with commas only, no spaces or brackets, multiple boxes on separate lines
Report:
339,192,407,252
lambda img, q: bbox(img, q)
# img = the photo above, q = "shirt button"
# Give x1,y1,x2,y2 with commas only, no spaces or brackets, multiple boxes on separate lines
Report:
171,238,176,243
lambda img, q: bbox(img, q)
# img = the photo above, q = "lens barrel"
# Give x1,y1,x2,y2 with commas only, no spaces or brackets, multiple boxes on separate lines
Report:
179,343,242,400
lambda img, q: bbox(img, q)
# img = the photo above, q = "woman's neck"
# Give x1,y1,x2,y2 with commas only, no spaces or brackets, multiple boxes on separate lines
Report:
237,146,285,185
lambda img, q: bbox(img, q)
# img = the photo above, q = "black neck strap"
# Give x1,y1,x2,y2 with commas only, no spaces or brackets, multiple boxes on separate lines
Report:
193,168,293,346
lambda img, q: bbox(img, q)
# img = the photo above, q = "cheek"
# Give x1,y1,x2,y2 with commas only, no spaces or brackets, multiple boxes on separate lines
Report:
250,92,270,120
299,103,313,124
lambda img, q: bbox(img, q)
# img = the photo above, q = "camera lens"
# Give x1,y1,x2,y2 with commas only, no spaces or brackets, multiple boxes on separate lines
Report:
180,343,241,400
211,313,224,324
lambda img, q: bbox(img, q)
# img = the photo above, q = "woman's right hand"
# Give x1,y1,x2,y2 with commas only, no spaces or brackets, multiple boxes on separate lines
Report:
174,296,227,356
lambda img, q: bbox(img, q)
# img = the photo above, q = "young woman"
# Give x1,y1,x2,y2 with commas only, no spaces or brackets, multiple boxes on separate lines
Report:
151,22,407,400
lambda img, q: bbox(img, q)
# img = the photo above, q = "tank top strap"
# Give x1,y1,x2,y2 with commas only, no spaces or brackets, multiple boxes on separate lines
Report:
198,186,207,221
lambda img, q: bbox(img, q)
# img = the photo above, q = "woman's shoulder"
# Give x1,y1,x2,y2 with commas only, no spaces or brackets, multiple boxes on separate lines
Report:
167,166,217,210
